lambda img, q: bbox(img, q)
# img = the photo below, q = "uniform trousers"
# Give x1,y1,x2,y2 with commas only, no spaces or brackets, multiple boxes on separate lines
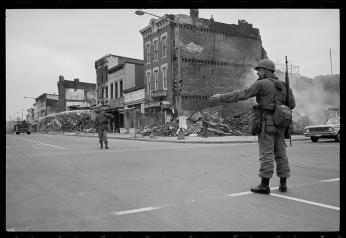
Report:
257,114,290,179
98,130,108,143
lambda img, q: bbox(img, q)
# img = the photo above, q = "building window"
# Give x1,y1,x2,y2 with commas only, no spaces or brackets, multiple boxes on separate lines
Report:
160,33,167,58
161,64,168,89
153,67,159,90
115,82,118,98
145,42,151,63
105,86,108,99
153,38,159,60
110,83,113,99
119,80,123,96
146,70,152,92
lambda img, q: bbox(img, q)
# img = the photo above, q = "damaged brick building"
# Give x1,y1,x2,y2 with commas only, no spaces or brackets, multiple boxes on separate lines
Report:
34,93,59,118
139,9,268,118
95,54,145,132
57,76,96,112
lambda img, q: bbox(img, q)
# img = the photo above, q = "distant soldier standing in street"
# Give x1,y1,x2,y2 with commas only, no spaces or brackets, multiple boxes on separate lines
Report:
209,59,295,194
95,105,113,149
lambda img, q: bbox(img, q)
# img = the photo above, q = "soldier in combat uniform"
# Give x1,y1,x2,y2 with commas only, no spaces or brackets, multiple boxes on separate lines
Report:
94,105,113,149
209,59,295,194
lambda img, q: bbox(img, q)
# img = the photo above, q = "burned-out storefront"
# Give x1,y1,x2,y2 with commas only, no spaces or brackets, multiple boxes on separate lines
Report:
57,76,96,112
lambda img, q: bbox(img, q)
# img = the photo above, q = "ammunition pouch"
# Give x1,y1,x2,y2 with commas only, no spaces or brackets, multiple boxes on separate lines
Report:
264,114,278,135
250,104,263,136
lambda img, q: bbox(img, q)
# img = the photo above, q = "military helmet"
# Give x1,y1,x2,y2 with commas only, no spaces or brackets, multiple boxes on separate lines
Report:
255,59,275,72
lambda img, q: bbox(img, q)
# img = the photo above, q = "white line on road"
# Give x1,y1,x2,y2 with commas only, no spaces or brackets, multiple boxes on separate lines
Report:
270,193,340,211
320,178,340,182
7,135,66,149
111,178,339,216
112,206,164,215
227,191,252,197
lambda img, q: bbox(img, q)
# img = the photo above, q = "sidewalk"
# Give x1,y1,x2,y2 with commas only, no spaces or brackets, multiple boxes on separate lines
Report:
45,131,309,144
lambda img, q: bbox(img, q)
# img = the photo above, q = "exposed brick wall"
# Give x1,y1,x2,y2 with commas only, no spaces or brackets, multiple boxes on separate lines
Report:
175,17,264,115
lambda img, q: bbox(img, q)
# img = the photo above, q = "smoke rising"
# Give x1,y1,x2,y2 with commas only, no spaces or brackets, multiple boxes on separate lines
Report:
277,72,340,124
240,70,340,124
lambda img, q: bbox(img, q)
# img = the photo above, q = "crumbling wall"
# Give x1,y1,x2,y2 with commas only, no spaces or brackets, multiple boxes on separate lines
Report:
57,77,96,111
177,17,265,115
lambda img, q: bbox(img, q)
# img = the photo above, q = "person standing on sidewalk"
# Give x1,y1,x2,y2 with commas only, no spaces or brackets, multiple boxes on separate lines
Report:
209,59,296,194
94,105,113,149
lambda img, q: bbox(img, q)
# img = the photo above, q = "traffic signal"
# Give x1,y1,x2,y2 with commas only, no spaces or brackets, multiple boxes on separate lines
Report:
178,79,183,89
173,80,178,94
173,79,183,94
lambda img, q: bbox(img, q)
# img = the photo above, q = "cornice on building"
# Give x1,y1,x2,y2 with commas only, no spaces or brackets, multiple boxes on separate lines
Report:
139,12,261,40
35,93,59,102
139,14,174,38
58,80,96,88
95,54,144,69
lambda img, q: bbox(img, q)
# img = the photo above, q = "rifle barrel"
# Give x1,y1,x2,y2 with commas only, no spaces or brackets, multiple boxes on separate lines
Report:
285,56,290,106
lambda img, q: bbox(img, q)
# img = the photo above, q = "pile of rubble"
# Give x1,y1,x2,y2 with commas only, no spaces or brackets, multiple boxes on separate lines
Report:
36,107,305,136
140,118,180,137
140,109,253,137
38,110,96,133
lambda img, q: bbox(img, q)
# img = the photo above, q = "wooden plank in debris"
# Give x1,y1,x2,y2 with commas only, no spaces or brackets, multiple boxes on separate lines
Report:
201,106,223,120
207,127,231,135
201,106,223,115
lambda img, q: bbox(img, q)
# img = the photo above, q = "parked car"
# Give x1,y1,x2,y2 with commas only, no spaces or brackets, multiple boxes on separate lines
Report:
14,120,31,134
304,117,340,142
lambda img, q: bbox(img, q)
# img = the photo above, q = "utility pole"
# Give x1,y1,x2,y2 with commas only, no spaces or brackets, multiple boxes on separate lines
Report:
330,48,333,75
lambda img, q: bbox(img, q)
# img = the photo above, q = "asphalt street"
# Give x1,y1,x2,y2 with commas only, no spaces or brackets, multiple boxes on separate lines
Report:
6,134,340,231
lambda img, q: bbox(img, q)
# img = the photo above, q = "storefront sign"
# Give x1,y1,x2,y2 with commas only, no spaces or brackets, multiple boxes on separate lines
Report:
124,89,145,103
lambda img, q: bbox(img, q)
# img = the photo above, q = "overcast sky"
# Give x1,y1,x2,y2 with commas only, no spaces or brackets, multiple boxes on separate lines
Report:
6,9,339,120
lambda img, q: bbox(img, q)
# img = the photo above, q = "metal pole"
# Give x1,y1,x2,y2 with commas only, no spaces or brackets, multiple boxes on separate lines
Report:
330,48,333,75
134,110,137,138
176,20,181,117
177,20,181,90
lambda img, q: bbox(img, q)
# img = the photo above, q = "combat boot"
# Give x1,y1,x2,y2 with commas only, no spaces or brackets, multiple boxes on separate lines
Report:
279,177,287,192
104,142,109,149
250,177,270,194
100,142,103,149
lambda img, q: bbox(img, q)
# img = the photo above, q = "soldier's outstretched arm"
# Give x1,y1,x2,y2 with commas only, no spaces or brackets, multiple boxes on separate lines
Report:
219,81,263,103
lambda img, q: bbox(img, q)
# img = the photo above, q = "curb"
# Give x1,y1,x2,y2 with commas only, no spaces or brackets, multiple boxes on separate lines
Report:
33,132,309,144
